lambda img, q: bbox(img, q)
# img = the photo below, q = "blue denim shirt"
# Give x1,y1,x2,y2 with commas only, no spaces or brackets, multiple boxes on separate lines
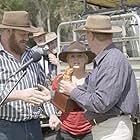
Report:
70,43,139,120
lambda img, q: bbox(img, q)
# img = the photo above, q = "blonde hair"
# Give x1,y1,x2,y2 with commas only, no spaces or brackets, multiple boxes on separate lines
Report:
84,53,89,64
66,52,89,64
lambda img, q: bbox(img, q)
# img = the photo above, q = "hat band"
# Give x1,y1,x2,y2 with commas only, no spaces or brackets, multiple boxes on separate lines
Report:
1,22,30,27
85,26,111,31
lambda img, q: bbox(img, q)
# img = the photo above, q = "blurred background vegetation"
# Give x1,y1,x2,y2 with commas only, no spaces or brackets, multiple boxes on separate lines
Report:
0,0,86,32
3,0,139,47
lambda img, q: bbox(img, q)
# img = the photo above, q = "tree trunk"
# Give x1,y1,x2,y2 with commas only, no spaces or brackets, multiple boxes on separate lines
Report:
47,10,51,32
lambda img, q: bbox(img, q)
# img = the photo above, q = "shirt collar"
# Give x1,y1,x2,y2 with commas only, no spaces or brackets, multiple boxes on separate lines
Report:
94,43,116,65
0,42,32,61
0,42,4,52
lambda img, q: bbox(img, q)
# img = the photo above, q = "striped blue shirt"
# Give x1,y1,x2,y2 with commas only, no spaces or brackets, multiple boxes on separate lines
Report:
0,44,56,122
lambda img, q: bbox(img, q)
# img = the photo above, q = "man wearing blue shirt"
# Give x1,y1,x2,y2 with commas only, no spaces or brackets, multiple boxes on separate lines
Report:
60,15,139,140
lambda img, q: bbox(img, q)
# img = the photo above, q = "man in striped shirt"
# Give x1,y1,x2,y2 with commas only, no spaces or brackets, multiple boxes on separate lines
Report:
0,11,61,140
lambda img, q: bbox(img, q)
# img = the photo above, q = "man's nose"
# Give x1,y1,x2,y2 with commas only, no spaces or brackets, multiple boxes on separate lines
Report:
74,56,79,60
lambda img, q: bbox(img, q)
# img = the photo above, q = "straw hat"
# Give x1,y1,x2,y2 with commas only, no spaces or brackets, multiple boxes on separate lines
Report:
0,11,38,33
32,27,46,38
37,32,57,46
59,41,95,64
75,15,122,33
45,32,57,44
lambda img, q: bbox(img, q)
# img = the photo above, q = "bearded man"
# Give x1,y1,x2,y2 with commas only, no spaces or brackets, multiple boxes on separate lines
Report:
0,11,61,140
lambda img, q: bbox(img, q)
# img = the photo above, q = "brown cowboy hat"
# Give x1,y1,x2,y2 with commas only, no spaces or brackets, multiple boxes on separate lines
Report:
75,15,122,33
32,27,46,38
59,41,95,64
0,11,38,33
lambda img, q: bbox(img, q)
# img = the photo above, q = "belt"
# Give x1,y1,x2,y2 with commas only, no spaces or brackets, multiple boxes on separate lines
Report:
60,129,91,137
89,114,124,126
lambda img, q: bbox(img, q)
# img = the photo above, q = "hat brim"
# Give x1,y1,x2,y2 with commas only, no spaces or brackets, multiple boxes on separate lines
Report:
37,36,57,47
45,36,57,44
59,51,95,64
0,24,39,33
32,32,46,38
74,25,122,33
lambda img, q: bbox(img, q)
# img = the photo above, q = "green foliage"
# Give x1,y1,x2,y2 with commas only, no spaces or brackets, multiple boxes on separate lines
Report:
0,0,25,11
0,0,85,33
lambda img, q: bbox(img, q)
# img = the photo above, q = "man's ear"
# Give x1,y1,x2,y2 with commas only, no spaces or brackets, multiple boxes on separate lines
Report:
90,32,94,41
87,31,94,41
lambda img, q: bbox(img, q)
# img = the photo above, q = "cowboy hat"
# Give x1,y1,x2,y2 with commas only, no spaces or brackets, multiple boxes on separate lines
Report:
45,32,57,44
59,41,95,64
37,32,57,46
75,15,122,33
0,11,38,33
32,27,46,38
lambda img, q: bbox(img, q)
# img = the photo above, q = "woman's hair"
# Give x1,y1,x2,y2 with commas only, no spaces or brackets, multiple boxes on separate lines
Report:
66,52,89,64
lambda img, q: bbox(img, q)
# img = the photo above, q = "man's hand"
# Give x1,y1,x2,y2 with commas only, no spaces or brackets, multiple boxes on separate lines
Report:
37,84,51,101
49,114,61,130
18,85,51,106
59,80,77,95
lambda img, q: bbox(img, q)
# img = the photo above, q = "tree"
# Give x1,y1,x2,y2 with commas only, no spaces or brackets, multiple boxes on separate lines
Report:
0,0,84,32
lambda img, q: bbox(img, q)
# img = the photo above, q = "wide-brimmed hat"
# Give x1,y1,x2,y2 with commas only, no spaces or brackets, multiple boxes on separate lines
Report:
0,11,38,33
75,15,122,33
45,32,57,44
32,27,46,38
59,41,95,64
37,32,57,46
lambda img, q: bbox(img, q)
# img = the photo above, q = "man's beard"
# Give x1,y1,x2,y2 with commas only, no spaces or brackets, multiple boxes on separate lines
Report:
8,33,26,55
